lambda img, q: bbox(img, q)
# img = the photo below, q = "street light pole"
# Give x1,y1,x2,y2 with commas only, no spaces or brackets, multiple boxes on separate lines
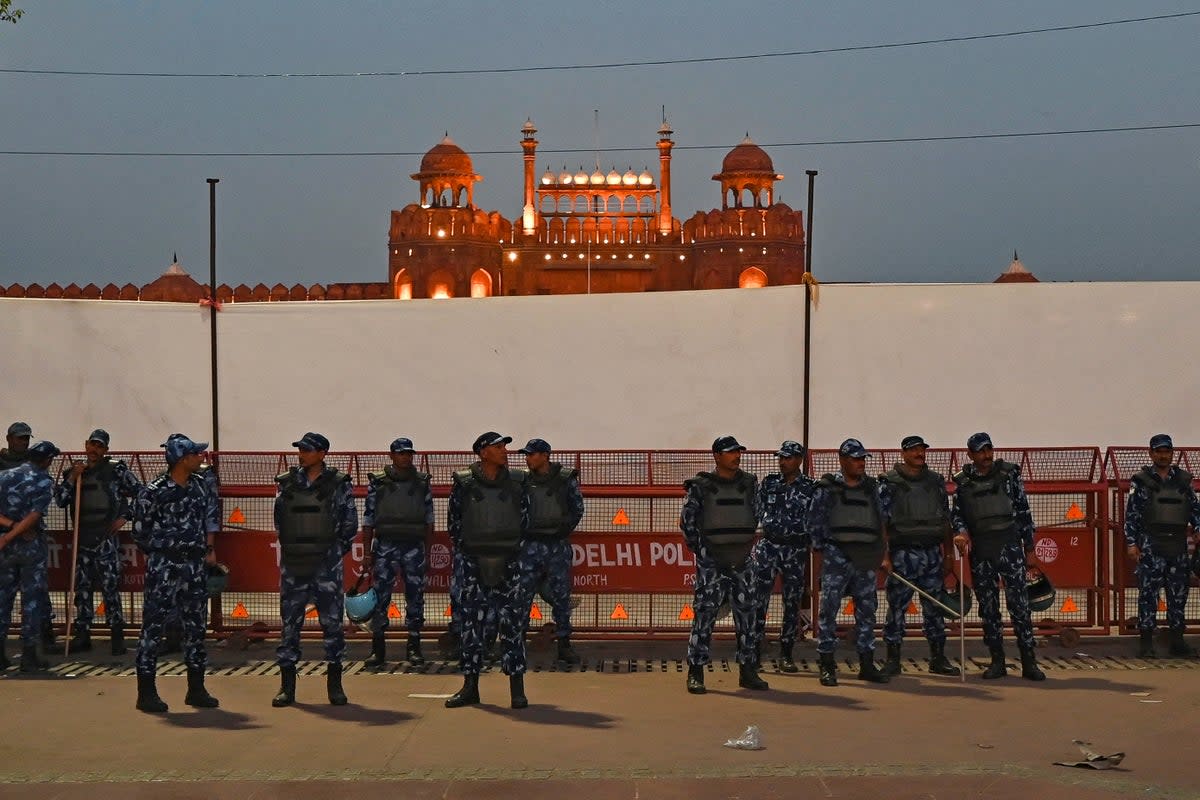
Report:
802,169,817,451
207,178,220,453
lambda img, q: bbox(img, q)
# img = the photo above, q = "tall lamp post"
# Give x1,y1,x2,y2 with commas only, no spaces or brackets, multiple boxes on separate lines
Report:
802,169,817,450
206,178,220,453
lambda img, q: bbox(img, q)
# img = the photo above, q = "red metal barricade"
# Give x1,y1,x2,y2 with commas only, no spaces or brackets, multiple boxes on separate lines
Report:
17,446,1117,641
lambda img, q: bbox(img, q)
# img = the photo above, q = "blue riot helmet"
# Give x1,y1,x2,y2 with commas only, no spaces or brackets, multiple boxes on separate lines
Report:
345,573,377,631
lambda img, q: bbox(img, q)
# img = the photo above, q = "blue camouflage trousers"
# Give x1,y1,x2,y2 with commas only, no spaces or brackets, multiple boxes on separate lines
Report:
884,544,947,646
371,539,427,633
528,537,574,639
687,555,758,666
456,547,536,676
72,537,126,633
135,553,207,675
970,540,1035,653
748,538,809,650
1136,551,1191,632
277,563,346,666
817,543,879,655
0,536,50,650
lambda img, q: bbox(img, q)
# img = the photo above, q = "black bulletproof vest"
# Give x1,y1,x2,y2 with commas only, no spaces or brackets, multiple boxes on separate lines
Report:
527,463,575,538
1132,467,1193,557
455,465,526,558
275,468,348,578
881,465,948,546
688,470,758,570
821,474,885,570
77,459,119,546
372,466,431,542
953,461,1018,560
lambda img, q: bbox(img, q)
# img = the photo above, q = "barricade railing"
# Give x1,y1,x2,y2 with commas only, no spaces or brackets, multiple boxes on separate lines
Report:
14,446,1143,642
1102,447,1200,634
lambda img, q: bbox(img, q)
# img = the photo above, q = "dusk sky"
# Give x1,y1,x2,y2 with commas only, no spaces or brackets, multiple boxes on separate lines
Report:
1,2,1198,289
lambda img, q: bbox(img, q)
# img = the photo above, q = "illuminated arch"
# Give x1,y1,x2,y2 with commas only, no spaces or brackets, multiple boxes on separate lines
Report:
738,266,768,289
393,268,413,300
427,269,454,299
470,269,493,298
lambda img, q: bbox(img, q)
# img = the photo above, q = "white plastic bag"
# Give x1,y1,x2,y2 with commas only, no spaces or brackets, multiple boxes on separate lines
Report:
723,724,764,750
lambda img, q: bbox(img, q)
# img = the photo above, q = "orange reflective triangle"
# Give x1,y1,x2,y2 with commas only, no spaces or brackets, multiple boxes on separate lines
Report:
444,605,453,617
227,507,246,524
1158,597,1168,612
230,602,249,619
95,601,106,616
1060,597,1079,613
907,600,919,614
305,605,319,619
387,603,402,619
529,604,543,620
611,508,630,525
843,599,855,615
610,603,629,620
678,604,694,620
1065,503,1085,522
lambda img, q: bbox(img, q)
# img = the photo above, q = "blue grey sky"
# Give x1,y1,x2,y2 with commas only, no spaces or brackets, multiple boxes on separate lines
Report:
1,1,1197,288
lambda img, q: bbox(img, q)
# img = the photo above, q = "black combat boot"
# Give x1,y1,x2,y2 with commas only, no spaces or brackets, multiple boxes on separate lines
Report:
42,619,63,655
407,632,425,666
882,641,902,677
445,673,480,708
0,636,10,671
19,646,47,673
556,636,581,666
1138,630,1157,659
686,664,706,694
327,662,348,705
738,661,769,690
69,628,92,654
1019,646,1046,681
779,643,799,673
1168,628,1196,658
818,652,838,687
510,674,528,708
272,664,297,707
981,647,1007,679
185,666,220,708
135,673,168,713
110,622,127,656
363,630,387,670
857,651,890,683
928,640,961,676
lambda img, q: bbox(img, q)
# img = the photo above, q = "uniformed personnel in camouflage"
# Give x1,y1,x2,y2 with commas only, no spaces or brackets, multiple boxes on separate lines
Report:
950,432,1045,681
54,429,143,656
0,440,59,672
519,438,585,666
131,435,220,712
271,432,359,707
808,438,890,687
679,436,767,695
1124,434,1199,658
748,440,815,673
361,436,434,670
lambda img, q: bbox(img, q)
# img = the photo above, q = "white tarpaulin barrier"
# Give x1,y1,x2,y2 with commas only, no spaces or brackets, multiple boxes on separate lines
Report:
2,281,1197,451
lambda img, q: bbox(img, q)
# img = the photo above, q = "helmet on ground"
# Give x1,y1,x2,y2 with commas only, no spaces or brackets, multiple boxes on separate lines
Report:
345,577,377,629
1027,567,1056,612
206,562,230,595
936,582,974,618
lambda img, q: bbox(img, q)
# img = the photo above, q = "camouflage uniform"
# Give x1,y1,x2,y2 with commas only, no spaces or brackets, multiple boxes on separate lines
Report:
877,469,951,648
679,471,760,667
950,460,1037,654
750,471,815,652
131,469,219,676
362,466,434,634
0,463,55,660
274,465,359,667
1124,465,1200,633
447,463,531,676
808,473,885,656
54,459,143,634
523,463,585,642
